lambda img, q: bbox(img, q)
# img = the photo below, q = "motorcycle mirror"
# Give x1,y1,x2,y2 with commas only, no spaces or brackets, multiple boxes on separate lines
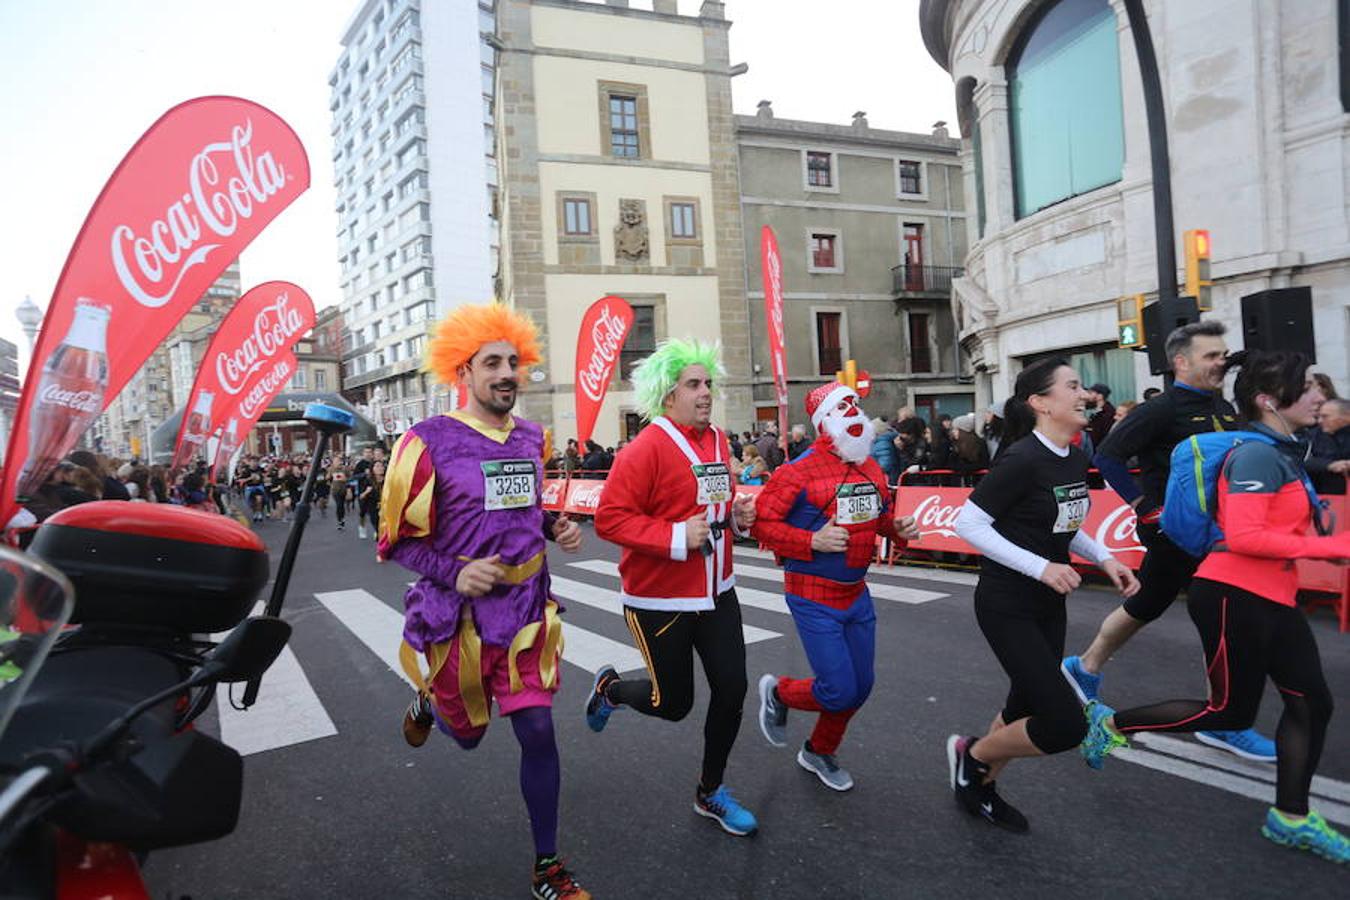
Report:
303,403,355,437
199,616,292,684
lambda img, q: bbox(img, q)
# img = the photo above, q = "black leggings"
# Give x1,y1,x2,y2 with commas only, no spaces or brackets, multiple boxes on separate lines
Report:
610,590,748,791
1122,523,1200,623
1114,579,1334,815
974,585,1088,754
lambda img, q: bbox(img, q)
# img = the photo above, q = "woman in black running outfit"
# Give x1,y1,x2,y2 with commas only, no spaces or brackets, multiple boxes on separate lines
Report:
945,357,1139,832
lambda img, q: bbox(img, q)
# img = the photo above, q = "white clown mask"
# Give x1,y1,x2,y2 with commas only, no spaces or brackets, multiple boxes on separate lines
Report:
816,389,875,463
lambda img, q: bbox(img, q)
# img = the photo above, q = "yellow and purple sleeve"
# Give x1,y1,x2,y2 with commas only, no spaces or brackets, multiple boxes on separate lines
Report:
377,431,437,560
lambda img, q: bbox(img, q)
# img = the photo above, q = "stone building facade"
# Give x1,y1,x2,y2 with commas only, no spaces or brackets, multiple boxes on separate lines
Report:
920,0,1350,407
737,106,969,425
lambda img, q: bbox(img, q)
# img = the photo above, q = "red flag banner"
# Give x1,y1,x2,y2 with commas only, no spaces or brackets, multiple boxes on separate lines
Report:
1,96,309,520
170,281,315,474
760,225,789,441
209,351,298,482
574,296,634,446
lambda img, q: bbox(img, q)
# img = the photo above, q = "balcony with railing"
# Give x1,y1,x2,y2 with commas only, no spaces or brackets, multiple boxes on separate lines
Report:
890,263,963,299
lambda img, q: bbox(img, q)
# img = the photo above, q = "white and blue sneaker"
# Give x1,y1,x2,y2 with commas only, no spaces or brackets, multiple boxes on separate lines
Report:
1196,728,1277,763
758,674,788,747
1060,655,1101,704
584,665,619,733
694,784,758,836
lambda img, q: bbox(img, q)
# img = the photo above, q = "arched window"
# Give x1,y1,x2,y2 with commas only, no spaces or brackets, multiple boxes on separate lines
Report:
1008,0,1124,218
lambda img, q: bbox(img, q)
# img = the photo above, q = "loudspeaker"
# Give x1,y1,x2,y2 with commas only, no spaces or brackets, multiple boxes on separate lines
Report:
1240,287,1316,362
1142,296,1199,374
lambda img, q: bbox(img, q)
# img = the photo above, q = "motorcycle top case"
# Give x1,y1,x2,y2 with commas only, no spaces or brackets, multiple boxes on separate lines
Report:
30,501,269,632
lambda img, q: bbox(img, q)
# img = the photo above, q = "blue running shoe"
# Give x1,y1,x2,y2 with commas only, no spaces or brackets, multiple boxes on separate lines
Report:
694,785,758,836
1060,655,1101,704
1080,700,1127,770
1195,728,1277,763
584,665,619,733
1261,808,1350,864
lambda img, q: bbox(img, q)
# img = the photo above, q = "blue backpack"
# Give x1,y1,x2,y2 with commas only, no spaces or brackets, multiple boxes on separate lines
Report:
1161,430,1324,558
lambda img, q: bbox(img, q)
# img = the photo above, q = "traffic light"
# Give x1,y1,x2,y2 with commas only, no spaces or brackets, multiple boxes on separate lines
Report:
1184,229,1212,311
1117,294,1145,348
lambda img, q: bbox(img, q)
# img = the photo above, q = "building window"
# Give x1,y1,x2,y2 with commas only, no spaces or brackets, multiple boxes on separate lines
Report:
816,312,843,376
1008,0,1124,218
620,306,657,380
898,160,922,195
563,197,592,235
290,367,308,390
806,151,833,188
315,370,327,391
598,82,649,160
909,313,933,373
808,230,842,273
669,201,696,239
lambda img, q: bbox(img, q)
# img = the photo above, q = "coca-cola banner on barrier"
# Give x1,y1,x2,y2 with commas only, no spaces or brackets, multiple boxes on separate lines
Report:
170,282,315,474
210,351,298,482
0,96,308,520
760,226,789,440
574,296,634,445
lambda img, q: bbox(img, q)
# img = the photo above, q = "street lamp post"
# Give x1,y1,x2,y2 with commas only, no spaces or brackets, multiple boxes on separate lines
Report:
15,295,43,359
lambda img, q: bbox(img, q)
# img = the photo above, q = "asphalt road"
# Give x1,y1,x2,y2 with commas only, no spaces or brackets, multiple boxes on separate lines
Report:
145,512,1350,899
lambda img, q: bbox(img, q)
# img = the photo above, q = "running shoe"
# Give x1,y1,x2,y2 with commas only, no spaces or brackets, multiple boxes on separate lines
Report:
584,665,619,733
757,674,788,747
531,856,592,899
945,735,1028,833
358,525,368,540
1080,700,1127,770
1196,728,1277,763
1261,808,1350,864
797,741,853,792
402,692,435,748
694,784,758,836
1060,655,1101,704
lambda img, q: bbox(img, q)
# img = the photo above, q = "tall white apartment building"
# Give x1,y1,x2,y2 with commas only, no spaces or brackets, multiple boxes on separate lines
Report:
330,0,499,434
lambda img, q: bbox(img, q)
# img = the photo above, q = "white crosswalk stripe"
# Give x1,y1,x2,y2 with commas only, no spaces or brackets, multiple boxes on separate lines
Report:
563,560,790,614
733,545,980,586
731,561,948,604
548,575,780,646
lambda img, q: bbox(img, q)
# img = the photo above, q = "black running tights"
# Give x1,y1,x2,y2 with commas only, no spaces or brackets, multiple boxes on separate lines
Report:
1114,579,1334,815
610,590,748,792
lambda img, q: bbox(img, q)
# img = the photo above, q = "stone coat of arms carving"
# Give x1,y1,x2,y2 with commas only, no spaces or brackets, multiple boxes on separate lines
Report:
614,199,649,262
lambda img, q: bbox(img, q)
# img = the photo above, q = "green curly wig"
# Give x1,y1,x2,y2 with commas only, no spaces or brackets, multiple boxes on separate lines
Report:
630,338,726,421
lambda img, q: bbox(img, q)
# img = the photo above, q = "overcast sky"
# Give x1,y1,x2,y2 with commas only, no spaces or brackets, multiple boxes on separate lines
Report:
0,0,957,375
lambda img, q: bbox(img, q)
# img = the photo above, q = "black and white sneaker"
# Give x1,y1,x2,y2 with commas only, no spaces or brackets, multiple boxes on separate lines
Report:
945,734,1029,833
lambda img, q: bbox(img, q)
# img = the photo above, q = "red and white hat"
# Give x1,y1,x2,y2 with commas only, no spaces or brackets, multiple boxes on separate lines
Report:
805,382,856,431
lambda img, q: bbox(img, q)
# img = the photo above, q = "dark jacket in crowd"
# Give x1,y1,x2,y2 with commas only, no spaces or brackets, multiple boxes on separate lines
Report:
755,433,785,471
870,423,900,484
1086,401,1116,449
1306,425,1350,494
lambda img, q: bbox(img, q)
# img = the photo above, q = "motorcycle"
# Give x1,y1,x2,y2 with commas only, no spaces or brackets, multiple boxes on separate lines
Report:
0,403,353,898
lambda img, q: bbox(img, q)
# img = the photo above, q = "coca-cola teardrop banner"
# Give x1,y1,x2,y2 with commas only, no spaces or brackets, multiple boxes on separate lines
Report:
209,351,298,483
0,96,309,520
760,226,789,442
574,296,634,446
170,282,315,474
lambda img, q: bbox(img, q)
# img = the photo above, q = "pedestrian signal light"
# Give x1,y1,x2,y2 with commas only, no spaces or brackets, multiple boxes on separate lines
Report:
1118,294,1145,349
1184,229,1213,311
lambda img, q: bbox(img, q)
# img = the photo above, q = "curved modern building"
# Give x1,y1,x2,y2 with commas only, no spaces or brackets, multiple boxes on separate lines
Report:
920,0,1348,404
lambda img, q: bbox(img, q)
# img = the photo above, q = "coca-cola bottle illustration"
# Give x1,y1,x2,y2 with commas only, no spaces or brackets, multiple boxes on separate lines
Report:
211,417,240,483
172,390,215,474
17,300,110,500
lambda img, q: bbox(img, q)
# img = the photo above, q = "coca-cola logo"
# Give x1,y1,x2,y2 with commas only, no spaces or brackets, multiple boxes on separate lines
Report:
39,384,101,414
238,358,294,419
541,482,562,504
1092,504,1143,554
214,294,306,394
569,484,604,509
111,121,288,309
577,305,629,403
911,494,962,538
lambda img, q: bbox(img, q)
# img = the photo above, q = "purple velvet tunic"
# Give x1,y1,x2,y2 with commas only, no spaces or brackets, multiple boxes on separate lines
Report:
389,414,552,650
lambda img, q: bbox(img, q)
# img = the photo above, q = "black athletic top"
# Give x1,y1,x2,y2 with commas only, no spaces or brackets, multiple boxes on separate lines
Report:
967,434,1093,592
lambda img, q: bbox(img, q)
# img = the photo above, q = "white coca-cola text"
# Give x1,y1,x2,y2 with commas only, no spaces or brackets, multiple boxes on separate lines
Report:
764,247,788,402
111,120,289,309
911,493,962,537
577,304,629,403
238,358,294,419
39,383,101,414
215,294,306,394
1092,504,1144,554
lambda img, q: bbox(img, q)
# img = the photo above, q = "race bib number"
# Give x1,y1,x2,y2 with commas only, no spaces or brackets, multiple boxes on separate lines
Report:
691,462,732,505
835,481,881,525
1052,482,1090,533
482,460,537,511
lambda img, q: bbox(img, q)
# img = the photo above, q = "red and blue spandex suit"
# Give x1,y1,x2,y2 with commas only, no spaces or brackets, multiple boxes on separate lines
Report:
751,437,906,755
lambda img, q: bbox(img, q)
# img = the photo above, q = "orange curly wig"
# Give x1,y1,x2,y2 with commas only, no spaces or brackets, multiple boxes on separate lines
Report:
425,303,543,385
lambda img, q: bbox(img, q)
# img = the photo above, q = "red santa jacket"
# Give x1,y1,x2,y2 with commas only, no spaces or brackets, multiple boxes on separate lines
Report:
595,416,739,610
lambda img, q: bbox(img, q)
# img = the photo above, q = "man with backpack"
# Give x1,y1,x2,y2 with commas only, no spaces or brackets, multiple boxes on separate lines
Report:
1060,321,1277,762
